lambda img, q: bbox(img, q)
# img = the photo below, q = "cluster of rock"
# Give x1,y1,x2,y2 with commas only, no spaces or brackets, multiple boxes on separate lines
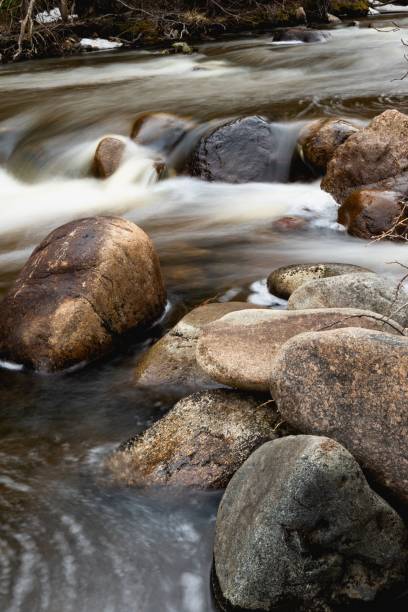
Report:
105,261,408,610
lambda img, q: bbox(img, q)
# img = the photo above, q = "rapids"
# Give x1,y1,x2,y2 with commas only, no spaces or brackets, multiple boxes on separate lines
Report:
1,13,408,612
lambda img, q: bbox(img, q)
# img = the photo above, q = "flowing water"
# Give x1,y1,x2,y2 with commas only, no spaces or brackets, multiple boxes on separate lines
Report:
1,14,408,612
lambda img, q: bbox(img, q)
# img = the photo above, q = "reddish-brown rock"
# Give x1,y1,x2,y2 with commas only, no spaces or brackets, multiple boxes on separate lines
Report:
322,110,408,204
338,189,408,239
299,117,359,174
92,136,126,178
0,217,166,371
270,327,408,504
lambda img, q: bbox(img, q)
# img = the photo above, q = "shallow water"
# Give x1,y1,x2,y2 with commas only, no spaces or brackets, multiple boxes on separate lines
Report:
1,14,408,612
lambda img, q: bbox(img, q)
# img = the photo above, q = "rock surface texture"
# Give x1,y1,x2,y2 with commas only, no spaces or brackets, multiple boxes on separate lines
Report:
288,272,408,328
270,327,408,504
213,435,408,611
0,217,166,371
299,118,359,174
267,262,370,299
108,389,280,488
189,116,286,183
134,302,260,392
322,110,408,204
196,307,403,391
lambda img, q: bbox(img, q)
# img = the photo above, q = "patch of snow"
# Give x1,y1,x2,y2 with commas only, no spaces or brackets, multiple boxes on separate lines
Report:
376,4,408,13
80,38,123,50
368,7,380,14
35,8,61,24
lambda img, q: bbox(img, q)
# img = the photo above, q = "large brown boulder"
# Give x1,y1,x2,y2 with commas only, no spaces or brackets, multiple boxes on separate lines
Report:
288,272,408,328
322,110,408,204
270,327,408,505
267,262,370,299
188,116,285,183
196,308,403,392
299,117,359,175
213,435,407,612
134,302,260,393
0,217,166,371
338,189,408,240
107,389,280,489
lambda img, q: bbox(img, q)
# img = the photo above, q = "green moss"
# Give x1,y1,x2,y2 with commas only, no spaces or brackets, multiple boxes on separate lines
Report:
329,0,369,16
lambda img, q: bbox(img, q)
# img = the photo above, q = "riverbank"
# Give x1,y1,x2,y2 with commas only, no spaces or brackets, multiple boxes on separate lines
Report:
0,0,368,63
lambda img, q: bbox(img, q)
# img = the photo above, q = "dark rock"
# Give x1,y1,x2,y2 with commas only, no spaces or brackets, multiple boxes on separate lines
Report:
107,389,280,488
338,189,408,240
287,272,408,327
270,327,408,504
322,110,408,204
214,435,407,611
268,262,370,299
188,116,287,183
0,217,166,371
272,28,330,43
196,307,403,392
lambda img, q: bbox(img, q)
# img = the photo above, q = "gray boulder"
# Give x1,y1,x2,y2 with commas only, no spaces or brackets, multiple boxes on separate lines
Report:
270,327,408,505
213,435,408,611
107,389,280,489
288,272,408,328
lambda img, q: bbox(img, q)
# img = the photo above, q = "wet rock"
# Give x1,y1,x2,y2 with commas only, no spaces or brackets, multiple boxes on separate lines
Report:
268,262,370,299
107,389,280,488
299,118,359,174
288,272,408,327
131,112,195,157
134,302,261,392
0,217,166,371
213,435,407,611
188,116,284,184
92,136,126,178
196,308,403,392
338,189,408,239
270,328,408,505
272,28,330,43
322,110,408,204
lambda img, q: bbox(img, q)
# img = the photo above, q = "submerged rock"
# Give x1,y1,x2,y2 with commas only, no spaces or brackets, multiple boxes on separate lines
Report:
272,28,330,43
270,327,408,505
288,272,408,327
131,112,195,157
213,435,407,611
299,118,359,174
267,262,370,299
196,307,403,392
322,110,408,204
188,116,285,183
338,189,408,240
134,302,261,393
107,389,280,488
0,217,166,371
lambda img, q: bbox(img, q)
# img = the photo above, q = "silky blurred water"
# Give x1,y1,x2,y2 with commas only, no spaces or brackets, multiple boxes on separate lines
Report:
1,14,408,612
